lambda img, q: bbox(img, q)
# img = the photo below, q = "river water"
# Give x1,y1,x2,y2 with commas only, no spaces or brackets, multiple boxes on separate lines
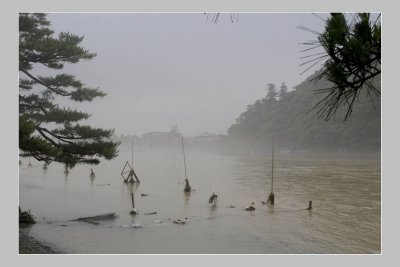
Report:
19,145,381,254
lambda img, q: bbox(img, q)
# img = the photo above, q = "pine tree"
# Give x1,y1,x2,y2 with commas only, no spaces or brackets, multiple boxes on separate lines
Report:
266,83,278,100
279,82,288,98
300,13,381,120
19,13,119,168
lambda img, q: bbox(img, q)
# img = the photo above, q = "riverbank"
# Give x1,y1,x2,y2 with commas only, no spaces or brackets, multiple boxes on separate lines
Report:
19,229,60,254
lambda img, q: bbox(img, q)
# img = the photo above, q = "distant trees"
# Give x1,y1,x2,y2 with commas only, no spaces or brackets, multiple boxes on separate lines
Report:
279,82,288,98
227,73,380,153
19,13,119,168
300,13,381,120
266,83,278,100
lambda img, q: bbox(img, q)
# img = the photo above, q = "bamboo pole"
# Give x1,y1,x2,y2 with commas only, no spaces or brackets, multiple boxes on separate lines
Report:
131,140,134,168
267,143,275,205
181,135,188,181
181,135,191,192
271,143,274,193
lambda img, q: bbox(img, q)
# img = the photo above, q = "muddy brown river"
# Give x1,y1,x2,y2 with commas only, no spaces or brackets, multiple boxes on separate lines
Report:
19,145,380,254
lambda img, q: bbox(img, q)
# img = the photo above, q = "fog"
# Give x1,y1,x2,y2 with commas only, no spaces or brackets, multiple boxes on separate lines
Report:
46,13,327,137
18,12,382,255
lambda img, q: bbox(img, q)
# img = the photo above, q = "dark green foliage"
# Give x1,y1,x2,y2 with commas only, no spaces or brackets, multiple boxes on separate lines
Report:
227,73,380,153
19,13,119,167
300,13,381,121
279,82,288,98
266,83,278,100
19,207,36,225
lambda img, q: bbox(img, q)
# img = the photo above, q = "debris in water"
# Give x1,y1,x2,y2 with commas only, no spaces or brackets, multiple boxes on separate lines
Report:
121,223,143,228
144,212,157,215
208,192,218,205
228,205,235,208
72,212,118,224
173,218,188,224
141,193,149,197
130,208,137,215
131,223,143,228
245,202,255,211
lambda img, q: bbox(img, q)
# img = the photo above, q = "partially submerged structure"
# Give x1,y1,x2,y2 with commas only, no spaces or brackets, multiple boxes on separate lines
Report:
121,141,140,183
267,144,275,205
181,135,192,193
208,192,218,206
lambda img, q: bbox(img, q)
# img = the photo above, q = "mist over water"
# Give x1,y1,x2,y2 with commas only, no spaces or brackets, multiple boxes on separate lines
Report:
19,143,380,254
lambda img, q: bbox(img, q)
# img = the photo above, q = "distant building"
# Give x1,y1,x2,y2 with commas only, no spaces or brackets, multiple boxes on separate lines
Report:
142,131,181,147
192,132,220,142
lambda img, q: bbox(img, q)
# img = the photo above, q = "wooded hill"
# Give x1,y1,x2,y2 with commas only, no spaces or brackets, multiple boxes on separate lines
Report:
226,72,381,154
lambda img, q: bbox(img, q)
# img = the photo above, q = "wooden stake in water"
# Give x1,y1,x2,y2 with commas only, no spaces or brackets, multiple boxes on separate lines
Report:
131,140,134,168
212,175,215,193
181,135,191,192
130,192,137,215
131,192,135,209
271,143,274,193
268,143,275,205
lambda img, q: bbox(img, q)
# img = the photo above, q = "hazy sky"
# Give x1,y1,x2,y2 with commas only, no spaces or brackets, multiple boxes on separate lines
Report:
46,13,327,136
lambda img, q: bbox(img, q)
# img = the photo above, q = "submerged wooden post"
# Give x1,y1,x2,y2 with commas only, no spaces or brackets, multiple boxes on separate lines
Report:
268,192,275,205
181,135,191,192
267,144,275,205
130,192,137,215
131,140,134,169
271,143,274,192
208,193,218,205
307,200,312,210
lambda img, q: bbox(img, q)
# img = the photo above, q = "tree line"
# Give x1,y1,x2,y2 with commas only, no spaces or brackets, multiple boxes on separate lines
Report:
227,71,380,154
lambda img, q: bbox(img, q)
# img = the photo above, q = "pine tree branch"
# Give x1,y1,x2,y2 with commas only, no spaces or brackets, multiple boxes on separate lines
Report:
20,69,72,97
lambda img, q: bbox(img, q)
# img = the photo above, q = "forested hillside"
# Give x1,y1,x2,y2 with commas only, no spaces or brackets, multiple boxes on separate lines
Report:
227,72,381,154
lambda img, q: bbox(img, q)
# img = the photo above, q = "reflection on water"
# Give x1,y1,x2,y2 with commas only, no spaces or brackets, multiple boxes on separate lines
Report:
19,147,381,254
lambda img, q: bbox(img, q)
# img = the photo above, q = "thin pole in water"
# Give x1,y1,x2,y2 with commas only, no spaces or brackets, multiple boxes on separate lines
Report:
131,139,134,168
131,192,135,209
271,143,274,193
181,135,188,181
